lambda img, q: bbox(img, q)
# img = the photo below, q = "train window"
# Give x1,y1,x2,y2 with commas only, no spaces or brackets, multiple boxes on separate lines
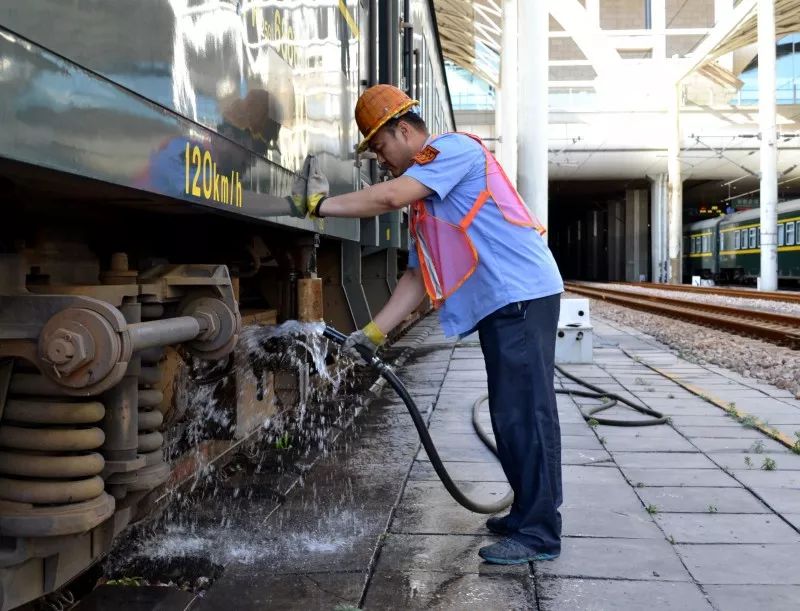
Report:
787,222,796,246
749,227,757,248
779,223,785,246
734,230,740,249
702,235,709,252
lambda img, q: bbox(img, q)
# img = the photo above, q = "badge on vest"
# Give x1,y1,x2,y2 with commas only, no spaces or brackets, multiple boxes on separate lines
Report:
413,145,440,165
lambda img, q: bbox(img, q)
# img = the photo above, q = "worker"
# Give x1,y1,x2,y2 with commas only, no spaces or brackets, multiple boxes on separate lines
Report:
288,84,564,565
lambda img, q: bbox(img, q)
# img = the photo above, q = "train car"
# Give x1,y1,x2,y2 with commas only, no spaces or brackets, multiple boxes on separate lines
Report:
683,199,800,284
718,199,800,283
0,1,453,608
683,216,722,281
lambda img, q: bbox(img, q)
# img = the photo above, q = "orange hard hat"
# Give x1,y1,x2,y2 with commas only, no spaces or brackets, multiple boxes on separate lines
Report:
355,84,420,153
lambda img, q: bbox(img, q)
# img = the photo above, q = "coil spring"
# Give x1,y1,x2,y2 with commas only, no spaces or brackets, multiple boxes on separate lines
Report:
0,380,106,506
134,353,169,490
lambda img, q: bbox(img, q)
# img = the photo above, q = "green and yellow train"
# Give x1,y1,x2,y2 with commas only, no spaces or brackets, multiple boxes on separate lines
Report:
684,199,800,284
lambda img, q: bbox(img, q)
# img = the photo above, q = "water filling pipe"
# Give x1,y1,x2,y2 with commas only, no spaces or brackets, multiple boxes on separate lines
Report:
322,325,666,515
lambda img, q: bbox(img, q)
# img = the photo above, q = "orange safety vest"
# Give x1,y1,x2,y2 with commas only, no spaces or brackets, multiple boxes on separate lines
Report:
409,133,546,308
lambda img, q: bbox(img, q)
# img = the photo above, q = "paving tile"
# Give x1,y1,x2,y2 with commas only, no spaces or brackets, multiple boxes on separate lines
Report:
599,435,696,452
198,569,362,611
669,415,744,427
691,437,788,453
654,513,800,544
634,486,769,513
612,452,717,470
560,423,595,436
363,570,536,610
390,481,511,535
704,585,800,611
410,460,508,482
562,464,629,485
732,469,800,488
561,506,663,539
678,425,768,437
621,467,741,488
536,538,689,581
561,435,605,450
377,534,528,575
748,486,800,513
562,448,613,465
415,443,497,463
676,544,800,584
537,577,713,611
713,453,798,472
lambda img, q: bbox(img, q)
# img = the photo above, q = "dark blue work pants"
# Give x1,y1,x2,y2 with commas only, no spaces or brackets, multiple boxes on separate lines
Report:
477,294,562,553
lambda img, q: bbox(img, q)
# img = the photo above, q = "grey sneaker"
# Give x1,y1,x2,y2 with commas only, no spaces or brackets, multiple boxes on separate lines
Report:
485,515,513,535
478,538,560,565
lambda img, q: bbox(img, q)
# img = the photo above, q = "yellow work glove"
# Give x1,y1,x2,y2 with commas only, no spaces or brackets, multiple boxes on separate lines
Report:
343,321,387,361
287,154,330,218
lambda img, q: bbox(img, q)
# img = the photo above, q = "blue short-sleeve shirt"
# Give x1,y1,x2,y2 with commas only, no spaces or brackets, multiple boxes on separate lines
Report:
404,133,563,337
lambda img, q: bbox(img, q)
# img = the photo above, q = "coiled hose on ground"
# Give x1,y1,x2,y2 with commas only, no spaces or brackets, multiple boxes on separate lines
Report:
323,326,665,515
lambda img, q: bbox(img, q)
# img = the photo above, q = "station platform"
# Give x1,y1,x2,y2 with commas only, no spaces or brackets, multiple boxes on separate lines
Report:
197,310,800,611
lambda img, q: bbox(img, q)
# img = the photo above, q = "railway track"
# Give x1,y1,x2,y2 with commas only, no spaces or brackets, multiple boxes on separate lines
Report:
564,282,800,349
616,281,800,304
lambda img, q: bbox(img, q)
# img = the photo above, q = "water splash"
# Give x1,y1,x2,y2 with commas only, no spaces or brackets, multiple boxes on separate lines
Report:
105,320,368,578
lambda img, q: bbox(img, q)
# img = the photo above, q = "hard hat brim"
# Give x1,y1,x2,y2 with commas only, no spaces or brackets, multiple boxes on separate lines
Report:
356,99,420,153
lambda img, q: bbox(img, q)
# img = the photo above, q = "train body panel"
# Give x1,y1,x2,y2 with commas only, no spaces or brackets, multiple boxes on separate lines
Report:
0,2,452,608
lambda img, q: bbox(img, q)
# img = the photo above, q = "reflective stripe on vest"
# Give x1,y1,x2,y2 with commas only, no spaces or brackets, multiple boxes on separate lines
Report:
410,132,546,308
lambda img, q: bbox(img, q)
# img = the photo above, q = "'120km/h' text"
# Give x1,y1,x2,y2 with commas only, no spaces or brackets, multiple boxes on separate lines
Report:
185,143,243,208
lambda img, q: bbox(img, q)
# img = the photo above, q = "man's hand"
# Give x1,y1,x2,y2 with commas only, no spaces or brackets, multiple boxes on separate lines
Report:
343,321,387,361
288,155,330,218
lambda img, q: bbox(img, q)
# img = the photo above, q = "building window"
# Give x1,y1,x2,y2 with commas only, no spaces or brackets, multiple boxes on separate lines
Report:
733,33,800,105
779,223,785,246
787,222,796,246
702,235,709,252
749,227,757,248
734,230,740,250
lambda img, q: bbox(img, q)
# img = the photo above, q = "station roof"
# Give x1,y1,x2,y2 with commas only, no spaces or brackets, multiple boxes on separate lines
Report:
432,0,501,87
708,0,800,59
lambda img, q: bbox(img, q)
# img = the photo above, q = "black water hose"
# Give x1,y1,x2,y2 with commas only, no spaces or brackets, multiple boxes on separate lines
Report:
322,326,666,514
323,326,512,514
555,365,668,426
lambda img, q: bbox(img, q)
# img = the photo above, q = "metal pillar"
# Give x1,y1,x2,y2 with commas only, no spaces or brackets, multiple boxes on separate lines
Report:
517,0,549,233
667,82,683,283
758,0,778,291
650,173,668,282
496,0,518,187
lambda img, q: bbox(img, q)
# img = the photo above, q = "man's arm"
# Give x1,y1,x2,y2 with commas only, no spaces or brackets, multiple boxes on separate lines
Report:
373,267,427,334
319,176,432,218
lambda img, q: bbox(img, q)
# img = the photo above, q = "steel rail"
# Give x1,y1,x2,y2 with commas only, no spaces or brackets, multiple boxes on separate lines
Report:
564,282,800,349
613,281,800,304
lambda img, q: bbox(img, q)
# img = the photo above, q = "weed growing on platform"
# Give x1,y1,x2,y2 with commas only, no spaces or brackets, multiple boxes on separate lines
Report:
744,456,753,469
750,440,765,454
667,535,676,544
645,504,658,515
762,457,777,471
740,415,759,429
792,432,800,454
587,418,599,428
708,505,718,513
